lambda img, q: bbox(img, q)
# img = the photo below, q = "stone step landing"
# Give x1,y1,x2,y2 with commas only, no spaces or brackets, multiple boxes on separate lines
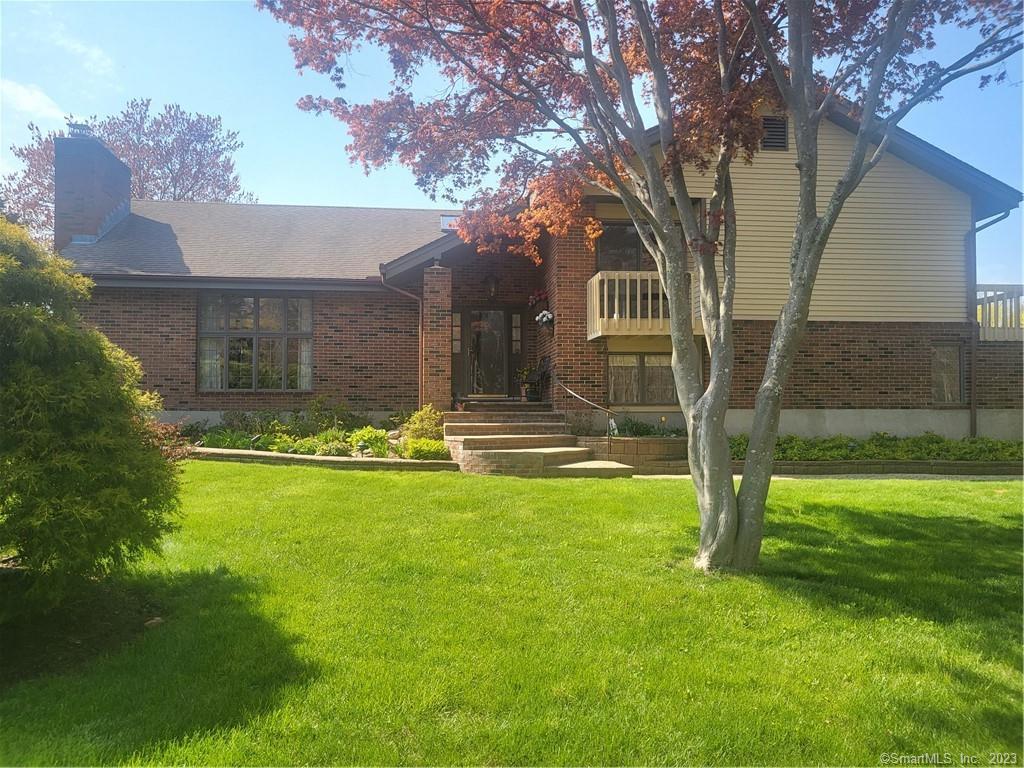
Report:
443,407,633,478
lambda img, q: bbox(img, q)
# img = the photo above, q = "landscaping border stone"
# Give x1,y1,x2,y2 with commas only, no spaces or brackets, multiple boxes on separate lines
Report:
191,447,459,471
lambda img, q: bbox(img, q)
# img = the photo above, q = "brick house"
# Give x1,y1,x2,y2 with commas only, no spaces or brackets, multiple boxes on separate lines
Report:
58,117,1022,439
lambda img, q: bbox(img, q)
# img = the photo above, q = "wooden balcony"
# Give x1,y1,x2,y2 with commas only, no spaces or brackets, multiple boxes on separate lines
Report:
587,270,699,340
977,284,1023,341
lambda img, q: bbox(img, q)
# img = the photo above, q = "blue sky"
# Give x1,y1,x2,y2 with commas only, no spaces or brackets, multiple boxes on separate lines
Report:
1,1,1021,281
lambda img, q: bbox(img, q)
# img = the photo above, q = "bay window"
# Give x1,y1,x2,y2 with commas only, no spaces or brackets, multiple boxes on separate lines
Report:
198,293,313,391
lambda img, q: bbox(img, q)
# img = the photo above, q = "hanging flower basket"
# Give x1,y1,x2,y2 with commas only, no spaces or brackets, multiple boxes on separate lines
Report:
535,309,554,330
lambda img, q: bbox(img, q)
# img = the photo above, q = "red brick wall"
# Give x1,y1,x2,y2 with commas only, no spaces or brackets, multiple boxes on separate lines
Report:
80,286,419,412
541,209,608,410
700,320,973,408
54,137,131,251
421,266,452,410
977,341,1023,409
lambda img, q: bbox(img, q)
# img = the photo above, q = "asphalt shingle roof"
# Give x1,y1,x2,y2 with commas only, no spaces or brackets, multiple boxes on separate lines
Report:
62,200,460,281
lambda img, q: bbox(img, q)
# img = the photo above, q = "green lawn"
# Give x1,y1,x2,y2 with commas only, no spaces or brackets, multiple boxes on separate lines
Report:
2,463,1021,766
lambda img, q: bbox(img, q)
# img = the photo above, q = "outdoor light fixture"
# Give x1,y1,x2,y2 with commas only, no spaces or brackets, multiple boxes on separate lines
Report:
484,274,500,299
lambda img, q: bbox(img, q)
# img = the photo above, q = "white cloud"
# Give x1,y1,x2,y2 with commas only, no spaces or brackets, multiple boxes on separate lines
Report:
48,26,115,81
0,79,66,125
25,4,117,89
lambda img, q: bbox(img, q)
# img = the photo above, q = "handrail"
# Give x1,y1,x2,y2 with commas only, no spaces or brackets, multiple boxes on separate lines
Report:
550,370,617,416
550,370,619,451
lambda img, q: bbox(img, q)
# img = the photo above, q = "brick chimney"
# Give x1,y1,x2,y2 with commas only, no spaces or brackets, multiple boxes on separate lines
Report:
53,124,131,251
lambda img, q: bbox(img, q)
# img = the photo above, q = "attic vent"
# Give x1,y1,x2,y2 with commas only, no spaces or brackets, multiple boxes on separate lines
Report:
761,117,788,151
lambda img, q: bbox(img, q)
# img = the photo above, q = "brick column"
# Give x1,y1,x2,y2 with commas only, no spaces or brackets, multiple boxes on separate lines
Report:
541,209,607,413
421,264,453,410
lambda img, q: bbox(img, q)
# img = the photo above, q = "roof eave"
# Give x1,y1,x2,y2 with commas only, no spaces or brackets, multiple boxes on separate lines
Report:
379,232,464,281
85,273,386,291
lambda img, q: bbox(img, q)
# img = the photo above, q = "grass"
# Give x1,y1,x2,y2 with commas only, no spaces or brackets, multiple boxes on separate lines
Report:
1,463,1020,765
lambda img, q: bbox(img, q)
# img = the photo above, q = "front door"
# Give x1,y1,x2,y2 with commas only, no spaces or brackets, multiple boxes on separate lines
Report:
467,310,507,395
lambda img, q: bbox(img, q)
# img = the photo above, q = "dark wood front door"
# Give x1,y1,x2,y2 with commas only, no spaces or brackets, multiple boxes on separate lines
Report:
466,310,507,395
452,307,526,399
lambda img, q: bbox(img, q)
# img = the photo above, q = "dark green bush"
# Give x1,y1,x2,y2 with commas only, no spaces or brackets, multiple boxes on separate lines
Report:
619,416,678,437
402,404,444,440
178,419,209,442
0,218,180,607
728,432,1022,462
402,438,451,461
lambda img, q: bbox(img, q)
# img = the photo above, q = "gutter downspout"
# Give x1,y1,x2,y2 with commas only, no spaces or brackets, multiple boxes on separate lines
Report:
965,207,1013,437
380,272,424,408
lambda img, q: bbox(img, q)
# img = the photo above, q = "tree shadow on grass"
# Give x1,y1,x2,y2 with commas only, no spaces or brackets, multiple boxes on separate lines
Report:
754,503,1021,634
751,502,1022,750
0,567,317,764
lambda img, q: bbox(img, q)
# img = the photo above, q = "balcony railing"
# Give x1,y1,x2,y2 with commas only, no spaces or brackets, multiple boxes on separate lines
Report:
587,270,693,340
977,284,1023,341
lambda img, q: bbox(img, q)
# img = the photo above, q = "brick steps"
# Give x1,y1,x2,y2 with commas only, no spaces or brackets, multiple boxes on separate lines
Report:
471,446,594,468
444,410,565,423
545,460,634,478
444,405,634,479
444,421,568,437
457,399,552,412
451,434,579,451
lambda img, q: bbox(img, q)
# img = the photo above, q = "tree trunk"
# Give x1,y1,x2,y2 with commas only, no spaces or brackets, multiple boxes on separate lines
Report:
687,398,738,570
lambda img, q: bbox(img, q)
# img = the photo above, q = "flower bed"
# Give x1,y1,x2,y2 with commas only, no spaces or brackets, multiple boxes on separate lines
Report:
191,447,458,472
184,402,450,462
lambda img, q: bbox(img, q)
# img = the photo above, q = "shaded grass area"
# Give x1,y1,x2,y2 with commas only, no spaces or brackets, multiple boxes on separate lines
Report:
1,464,1020,765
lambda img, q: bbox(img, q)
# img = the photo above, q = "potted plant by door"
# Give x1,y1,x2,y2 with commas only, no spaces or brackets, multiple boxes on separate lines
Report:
515,366,534,401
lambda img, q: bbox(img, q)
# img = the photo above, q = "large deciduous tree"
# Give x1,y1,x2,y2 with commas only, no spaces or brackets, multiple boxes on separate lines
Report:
1,98,256,243
260,0,1021,570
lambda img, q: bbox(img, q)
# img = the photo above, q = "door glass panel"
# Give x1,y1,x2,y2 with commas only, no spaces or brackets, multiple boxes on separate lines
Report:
468,311,507,395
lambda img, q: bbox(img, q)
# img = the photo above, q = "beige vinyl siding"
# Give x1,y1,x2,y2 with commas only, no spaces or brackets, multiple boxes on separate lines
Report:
594,118,971,322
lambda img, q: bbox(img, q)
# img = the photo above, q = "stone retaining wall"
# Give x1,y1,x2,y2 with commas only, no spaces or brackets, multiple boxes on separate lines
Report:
577,436,688,474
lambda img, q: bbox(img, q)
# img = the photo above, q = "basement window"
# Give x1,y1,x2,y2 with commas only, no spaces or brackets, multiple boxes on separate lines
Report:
198,293,313,391
931,344,964,404
761,116,788,151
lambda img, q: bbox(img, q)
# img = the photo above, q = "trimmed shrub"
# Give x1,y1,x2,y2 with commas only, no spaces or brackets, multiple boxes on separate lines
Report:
402,404,444,440
0,218,180,608
402,438,451,461
728,432,1023,462
348,426,389,457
